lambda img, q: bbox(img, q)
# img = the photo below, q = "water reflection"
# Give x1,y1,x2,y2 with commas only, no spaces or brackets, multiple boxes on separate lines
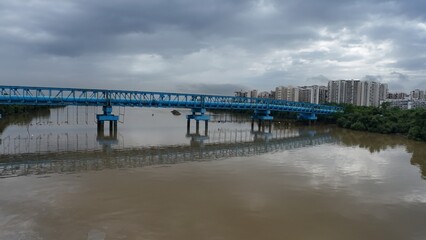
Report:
0,108,50,134
0,128,335,177
334,129,426,179
2,109,426,240
1,107,425,181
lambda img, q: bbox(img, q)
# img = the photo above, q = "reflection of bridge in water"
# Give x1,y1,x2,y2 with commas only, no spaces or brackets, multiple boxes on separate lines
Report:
1,128,305,155
0,128,336,177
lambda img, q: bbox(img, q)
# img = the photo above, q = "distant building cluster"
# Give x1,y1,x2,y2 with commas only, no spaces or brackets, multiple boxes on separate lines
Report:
387,92,408,99
383,89,426,109
236,80,425,109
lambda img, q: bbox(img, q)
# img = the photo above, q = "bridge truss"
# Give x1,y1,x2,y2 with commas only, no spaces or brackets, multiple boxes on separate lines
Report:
0,85,342,132
0,86,341,113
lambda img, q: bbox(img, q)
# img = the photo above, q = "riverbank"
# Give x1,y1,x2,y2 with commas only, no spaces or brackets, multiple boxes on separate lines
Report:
335,104,426,142
210,105,426,142
0,105,51,117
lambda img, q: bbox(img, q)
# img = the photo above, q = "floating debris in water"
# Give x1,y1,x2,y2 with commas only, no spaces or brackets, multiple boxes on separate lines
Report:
171,110,181,116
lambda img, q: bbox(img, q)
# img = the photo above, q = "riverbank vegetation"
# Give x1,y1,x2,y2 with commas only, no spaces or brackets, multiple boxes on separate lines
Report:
0,105,51,133
0,105,50,116
209,104,426,142
334,103,426,142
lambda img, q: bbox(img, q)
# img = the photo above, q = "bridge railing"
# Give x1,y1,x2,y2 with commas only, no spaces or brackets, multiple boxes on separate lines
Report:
0,85,343,114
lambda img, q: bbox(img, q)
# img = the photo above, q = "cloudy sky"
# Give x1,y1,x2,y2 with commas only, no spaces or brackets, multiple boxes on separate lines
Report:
0,0,425,94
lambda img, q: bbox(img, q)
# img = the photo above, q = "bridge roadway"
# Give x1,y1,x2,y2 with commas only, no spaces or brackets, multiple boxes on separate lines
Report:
0,86,341,123
0,131,335,178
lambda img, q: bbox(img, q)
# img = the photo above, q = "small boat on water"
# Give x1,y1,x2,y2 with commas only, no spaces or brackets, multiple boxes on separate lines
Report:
171,110,181,116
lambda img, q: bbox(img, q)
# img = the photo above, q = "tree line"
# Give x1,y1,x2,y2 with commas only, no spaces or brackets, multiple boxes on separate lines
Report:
0,105,50,116
333,103,426,142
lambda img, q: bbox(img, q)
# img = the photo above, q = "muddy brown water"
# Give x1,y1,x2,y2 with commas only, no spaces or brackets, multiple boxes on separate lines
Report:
1,107,425,240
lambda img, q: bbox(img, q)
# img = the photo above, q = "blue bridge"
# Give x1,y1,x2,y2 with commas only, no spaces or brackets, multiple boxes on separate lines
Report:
0,85,342,134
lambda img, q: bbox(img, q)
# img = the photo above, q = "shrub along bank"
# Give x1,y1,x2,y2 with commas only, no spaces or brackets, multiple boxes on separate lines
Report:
334,103,426,142
0,105,50,117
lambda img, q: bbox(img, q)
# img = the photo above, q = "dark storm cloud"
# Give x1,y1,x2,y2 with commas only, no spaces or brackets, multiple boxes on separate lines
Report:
0,0,424,92
1,0,251,56
0,0,385,56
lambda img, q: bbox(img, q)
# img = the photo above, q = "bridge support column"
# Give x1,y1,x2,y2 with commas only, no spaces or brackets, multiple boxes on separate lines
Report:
196,120,200,134
251,110,273,133
114,121,118,136
269,120,272,133
97,121,104,137
97,105,119,137
187,108,210,136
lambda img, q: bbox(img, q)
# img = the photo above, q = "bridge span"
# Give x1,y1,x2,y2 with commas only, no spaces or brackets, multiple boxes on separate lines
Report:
0,85,342,133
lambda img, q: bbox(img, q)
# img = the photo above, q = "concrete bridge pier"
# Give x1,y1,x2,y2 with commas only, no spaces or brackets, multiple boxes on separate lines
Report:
187,108,210,136
196,120,200,134
97,120,104,134
251,110,273,133
96,105,119,138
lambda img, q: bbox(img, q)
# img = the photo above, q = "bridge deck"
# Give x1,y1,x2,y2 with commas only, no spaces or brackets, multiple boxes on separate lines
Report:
0,85,342,115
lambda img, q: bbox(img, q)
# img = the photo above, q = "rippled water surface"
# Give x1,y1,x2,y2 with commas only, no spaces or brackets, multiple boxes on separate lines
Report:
1,107,426,240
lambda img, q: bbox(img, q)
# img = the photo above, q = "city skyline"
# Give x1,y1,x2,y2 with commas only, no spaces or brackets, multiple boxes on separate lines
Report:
0,0,425,95
237,79,426,109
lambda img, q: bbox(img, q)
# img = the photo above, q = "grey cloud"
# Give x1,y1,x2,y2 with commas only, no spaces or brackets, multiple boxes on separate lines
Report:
389,57,426,71
0,0,394,57
0,0,425,92
391,72,409,82
363,75,383,81
176,83,247,95
387,71,411,91
394,1,426,20
306,75,329,84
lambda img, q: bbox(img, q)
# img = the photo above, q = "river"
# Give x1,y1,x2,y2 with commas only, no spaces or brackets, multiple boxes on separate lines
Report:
1,106,425,240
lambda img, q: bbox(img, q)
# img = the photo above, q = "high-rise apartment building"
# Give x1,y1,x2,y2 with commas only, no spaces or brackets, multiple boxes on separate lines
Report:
275,86,299,102
327,80,362,105
328,80,387,107
411,89,425,100
379,83,388,101
258,91,272,98
387,92,408,99
298,85,328,104
234,90,248,98
360,81,381,107
312,85,328,104
298,87,311,103
250,90,258,98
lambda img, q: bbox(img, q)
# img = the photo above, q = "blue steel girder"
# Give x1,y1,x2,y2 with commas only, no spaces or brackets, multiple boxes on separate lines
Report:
0,85,342,115
252,109,273,121
187,108,210,121
298,112,318,120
